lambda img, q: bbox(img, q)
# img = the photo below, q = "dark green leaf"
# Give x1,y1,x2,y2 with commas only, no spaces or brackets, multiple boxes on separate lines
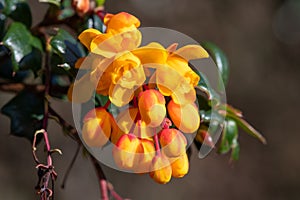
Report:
50,29,85,65
83,14,104,32
0,45,31,81
8,2,32,28
218,119,238,154
58,8,74,20
95,93,109,107
201,41,229,87
3,22,43,71
1,0,32,28
225,112,267,144
18,47,42,75
1,90,44,142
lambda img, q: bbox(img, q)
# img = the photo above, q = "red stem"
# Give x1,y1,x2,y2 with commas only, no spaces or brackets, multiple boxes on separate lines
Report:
154,128,161,155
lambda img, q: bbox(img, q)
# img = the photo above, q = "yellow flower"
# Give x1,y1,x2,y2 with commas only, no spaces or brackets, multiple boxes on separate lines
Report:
167,99,200,133
112,134,142,170
138,89,166,127
170,153,189,178
149,154,172,184
78,12,141,58
159,128,187,157
108,51,146,107
81,108,113,147
133,42,209,105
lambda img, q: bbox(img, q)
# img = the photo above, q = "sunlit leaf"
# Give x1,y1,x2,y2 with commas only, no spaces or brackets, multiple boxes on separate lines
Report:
2,22,42,72
1,90,44,142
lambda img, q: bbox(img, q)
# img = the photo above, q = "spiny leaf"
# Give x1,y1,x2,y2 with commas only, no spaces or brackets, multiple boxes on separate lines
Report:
1,90,44,142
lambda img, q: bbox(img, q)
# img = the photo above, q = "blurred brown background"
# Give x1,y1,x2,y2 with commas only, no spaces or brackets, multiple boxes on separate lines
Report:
1,0,300,199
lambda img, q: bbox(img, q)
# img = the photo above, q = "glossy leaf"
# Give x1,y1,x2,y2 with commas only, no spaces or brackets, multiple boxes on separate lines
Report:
225,112,267,144
50,74,70,100
1,0,32,28
83,14,104,32
231,141,240,161
18,47,42,75
50,29,85,65
1,90,44,142
201,41,229,87
0,45,31,81
2,22,42,72
218,119,238,154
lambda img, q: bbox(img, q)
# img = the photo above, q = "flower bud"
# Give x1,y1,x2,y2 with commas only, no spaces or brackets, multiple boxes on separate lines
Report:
112,134,142,170
170,153,189,178
159,128,187,157
134,139,156,173
149,155,172,184
167,99,200,133
82,108,112,147
138,89,166,127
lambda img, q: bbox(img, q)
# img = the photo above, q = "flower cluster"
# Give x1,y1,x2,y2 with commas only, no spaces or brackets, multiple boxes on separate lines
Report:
69,12,209,184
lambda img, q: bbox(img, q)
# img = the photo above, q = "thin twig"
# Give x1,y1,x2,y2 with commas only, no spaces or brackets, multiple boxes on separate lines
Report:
61,144,81,189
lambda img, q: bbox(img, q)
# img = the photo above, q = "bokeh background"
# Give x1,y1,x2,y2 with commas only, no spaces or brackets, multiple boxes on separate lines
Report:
1,0,300,199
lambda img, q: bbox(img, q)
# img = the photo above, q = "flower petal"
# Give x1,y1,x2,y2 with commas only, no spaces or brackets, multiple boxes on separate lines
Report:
132,42,168,65
173,44,209,61
109,84,135,107
171,78,196,105
78,28,102,50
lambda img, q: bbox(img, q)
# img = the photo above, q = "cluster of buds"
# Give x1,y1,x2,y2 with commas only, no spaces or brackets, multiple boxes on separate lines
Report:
69,12,208,184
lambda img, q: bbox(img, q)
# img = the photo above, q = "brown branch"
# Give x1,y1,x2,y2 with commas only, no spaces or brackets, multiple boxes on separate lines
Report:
0,82,45,93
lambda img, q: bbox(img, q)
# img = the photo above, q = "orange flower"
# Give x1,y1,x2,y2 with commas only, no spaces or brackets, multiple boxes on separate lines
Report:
138,89,166,127
78,12,141,58
82,108,113,147
159,128,187,157
170,153,189,178
149,154,172,184
112,134,142,170
167,99,200,133
134,139,156,173
73,0,90,16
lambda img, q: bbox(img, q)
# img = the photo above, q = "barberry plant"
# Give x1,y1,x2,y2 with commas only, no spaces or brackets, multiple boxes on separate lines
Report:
0,0,266,199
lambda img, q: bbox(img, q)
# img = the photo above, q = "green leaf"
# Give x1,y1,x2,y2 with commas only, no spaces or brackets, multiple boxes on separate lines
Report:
231,142,240,161
201,41,229,87
50,29,85,64
0,45,32,81
2,22,43,72
1,0,32,28
18,47,42,75
225,112,267,144
95,93,109,107
39,0,61,6
1,90,44,142
83,14,104,32
218,119,238,154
